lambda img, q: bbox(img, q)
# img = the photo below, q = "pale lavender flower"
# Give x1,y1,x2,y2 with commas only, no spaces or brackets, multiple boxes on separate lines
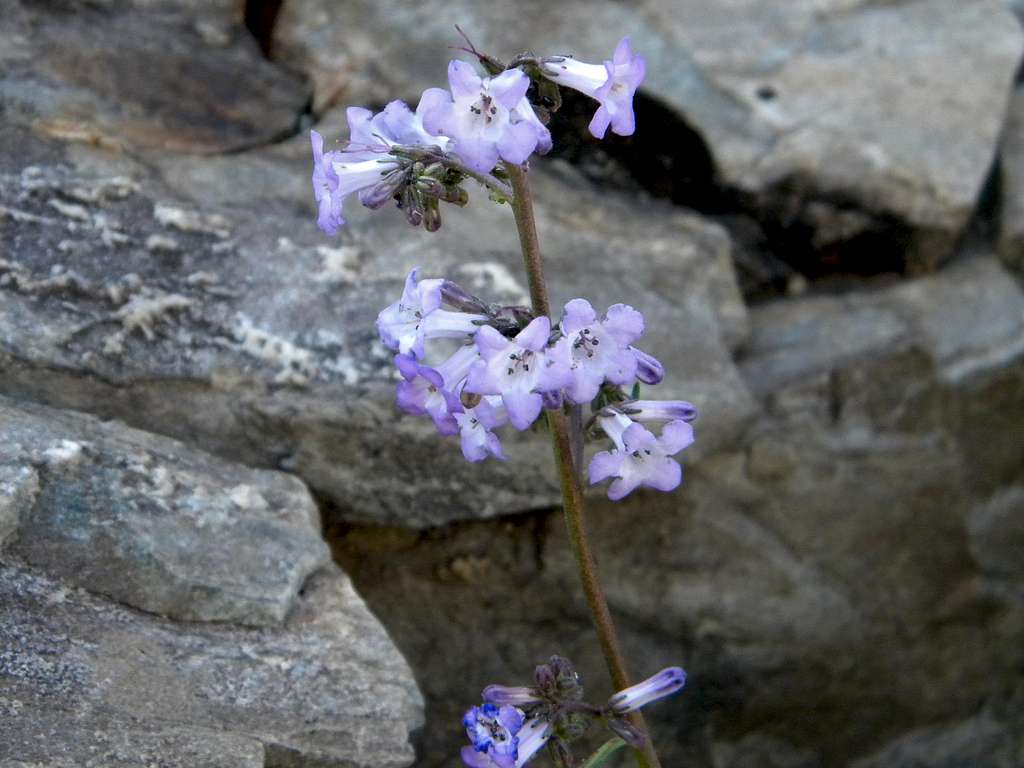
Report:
607,667,687,714
620,399,698,423
462,703,523,768
631,346,664,385
454,396,508,462
482,685,541,706
540,37,646,139
376,268,487,358
553,299,644,404
588,413,694,500
509,717,551,765
420,62,551,174
394,345,479,435
464,317,572,430
310,100,447,235
310,130,344,236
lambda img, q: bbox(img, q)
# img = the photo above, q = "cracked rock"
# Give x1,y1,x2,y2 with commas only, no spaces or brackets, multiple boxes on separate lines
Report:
0,395,331,627
0,562,423,767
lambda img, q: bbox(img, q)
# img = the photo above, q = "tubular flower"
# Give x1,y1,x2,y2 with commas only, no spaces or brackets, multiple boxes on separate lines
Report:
394,344,480,436
420,61,551,174
588,413,694,500
309,99,448,235
376,267,487,358
540,37,646,139
607,667,687,714
553,299,644,404
464,317,572,430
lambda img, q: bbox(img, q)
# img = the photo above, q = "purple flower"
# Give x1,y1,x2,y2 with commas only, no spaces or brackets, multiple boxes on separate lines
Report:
620,399,698,423
462,703,523,768
310,100,446,235
376,268,487,358
460,706,550,768
553,299,644,404
482,685,541,707
540,37,646,139
464,317,572,430
607,667,687,714
395,345,479,435
454,396,508,462
630,346,664,385
588,414,694,500
420,62,551,174
510,717,551,766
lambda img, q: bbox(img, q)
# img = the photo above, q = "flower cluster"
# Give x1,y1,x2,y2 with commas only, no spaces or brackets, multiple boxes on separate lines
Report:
376,269,697,499
311,38,645,233
461,656,686,766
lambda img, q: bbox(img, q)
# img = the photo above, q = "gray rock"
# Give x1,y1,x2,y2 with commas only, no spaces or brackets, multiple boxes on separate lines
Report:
0,102,752,527
968,485,1024,604
0,562,423,767
274,0,1023,268
999,84,1024,273
0,0,308,155
0,395,330,627
850,712,1022,768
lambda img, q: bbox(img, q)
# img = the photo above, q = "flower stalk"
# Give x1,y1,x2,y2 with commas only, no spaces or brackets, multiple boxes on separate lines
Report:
505,161,664,768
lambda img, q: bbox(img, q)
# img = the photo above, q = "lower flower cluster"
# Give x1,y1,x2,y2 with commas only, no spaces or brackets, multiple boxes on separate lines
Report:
376,269,697,499
460,656,687,766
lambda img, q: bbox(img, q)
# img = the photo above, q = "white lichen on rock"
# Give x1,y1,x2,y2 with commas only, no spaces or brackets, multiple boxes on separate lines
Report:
459,262,530,305
154,202,231,238
231,314,319,386
114,293,195,341
314,244,363,284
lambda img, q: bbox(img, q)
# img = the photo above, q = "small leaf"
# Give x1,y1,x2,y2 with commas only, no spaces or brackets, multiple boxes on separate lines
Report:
580,737,628,768
630,382,641,400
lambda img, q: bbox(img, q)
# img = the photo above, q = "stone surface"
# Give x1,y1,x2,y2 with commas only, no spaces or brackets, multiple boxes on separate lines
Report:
330,255,1024,767
999,84,1024,273
0,395,330,627
850,710,1024,768
275,0,1022,268
0,561,423,767
0,0,309,155
0,97,752,528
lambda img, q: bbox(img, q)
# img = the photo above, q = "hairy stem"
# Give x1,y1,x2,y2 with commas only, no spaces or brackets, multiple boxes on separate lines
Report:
505,162,663,768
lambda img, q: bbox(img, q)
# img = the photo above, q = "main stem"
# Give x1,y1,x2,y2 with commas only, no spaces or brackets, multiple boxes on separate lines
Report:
505,163,663,768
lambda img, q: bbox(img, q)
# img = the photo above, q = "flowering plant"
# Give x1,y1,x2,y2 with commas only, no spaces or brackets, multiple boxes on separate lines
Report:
310,32,691,768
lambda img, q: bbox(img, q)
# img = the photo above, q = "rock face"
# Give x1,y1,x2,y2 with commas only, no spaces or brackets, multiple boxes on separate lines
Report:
0,395,423,767
1,1,1023,767
332,256,1024,767
1,0,309,155
999,84,1024,274
0,395,330,626
0,563,423,768
275,0,1022,269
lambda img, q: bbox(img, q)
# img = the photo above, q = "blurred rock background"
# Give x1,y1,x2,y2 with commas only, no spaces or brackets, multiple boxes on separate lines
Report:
1,0,1022,766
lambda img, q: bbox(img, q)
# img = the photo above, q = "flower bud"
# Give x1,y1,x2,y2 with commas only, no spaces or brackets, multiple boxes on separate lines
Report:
483,685,541,706
621,399,697,423
607,667,686,714
441,280,489,314
631,347,664,385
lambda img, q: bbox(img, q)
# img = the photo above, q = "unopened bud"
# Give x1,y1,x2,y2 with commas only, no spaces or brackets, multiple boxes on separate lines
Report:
607,667,686,714
441,280,489,314
631,347,664,385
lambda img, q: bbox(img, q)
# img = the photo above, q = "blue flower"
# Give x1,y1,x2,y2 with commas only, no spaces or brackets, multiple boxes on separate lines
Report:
461,705,550,768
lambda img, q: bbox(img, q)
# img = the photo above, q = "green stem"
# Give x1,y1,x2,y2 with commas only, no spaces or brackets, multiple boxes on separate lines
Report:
504,162,663,768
